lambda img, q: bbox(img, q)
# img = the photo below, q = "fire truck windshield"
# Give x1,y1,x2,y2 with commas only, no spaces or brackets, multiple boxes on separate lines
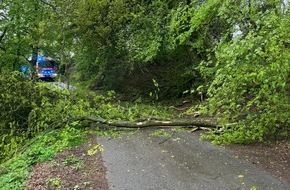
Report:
39,60,55,68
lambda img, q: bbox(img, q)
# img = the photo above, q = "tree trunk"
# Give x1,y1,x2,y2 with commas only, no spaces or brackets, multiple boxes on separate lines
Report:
30,47,38,81
79,116,217,129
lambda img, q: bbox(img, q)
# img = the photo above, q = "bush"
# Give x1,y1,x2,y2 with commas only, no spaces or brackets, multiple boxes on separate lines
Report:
0,72,39,161
0,71,89,161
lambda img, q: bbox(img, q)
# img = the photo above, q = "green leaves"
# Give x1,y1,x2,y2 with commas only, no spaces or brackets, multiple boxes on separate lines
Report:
200,6,290,144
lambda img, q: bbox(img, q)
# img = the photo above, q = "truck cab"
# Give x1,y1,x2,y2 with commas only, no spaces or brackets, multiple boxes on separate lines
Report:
36,56,58,81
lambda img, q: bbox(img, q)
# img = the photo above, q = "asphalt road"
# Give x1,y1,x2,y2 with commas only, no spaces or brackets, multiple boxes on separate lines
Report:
98,129,290,190
52,82,76,90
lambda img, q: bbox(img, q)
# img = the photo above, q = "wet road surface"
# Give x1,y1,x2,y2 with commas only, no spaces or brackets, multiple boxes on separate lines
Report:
98,130,290,190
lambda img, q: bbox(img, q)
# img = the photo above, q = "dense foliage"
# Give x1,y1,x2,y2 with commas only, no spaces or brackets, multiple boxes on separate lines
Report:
203,7,290,144
0,72,171,162
1,0,290,145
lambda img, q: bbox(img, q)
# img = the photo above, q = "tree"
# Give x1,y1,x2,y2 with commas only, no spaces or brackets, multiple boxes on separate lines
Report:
0,0,74,74
71,0,229,98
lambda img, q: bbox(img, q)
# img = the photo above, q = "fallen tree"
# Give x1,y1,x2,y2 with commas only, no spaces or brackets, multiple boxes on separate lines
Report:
77,116,218,130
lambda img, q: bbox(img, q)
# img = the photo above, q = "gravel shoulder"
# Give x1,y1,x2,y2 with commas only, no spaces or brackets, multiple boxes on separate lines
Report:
225,139,290,183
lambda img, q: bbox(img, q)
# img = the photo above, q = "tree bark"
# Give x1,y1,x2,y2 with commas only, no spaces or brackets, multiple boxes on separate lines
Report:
79,116,217,129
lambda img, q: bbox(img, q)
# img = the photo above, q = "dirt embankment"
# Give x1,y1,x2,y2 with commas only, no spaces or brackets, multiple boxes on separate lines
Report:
27,136,109,190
